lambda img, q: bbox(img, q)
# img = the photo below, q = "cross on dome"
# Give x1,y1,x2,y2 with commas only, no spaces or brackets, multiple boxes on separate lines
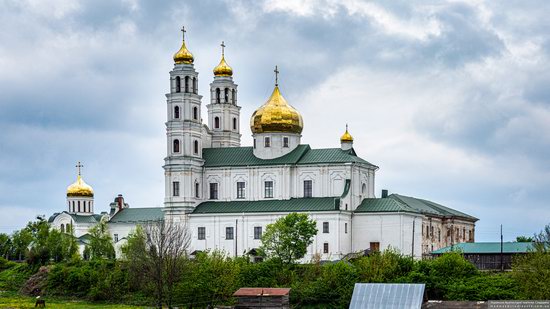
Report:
221,41,225,56
76,161,83,176
274,65,279,86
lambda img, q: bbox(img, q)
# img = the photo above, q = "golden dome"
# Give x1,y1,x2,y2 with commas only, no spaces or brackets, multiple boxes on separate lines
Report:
340,125,354,142
213,41,233,76
67,175,94,197
213,56,233,76
250,86,303,134
173,27,194,64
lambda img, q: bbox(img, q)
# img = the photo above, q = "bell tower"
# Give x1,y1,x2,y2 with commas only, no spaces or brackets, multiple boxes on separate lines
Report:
163,27,205,220
207,41,241,147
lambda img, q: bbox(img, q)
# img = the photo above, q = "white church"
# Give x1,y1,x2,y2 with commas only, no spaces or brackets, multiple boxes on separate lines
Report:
48,28,478,260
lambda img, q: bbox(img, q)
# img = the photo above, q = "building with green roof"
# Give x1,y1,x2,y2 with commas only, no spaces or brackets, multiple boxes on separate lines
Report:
46,33,478,260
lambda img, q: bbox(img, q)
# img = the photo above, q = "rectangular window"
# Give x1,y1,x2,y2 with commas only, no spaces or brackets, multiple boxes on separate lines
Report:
264,181,273,198
209,183,218,200
345,223,348,234
226,227,234,240
237,182,245,199
323,222,329,233
195,182,200,198
173,181,180,197
264,137,270,148
283,137,289,148
370,242,380,252
114,234,119,242
198,227,206,240
323,243,329,254
254,226,262,240
304,180,312,198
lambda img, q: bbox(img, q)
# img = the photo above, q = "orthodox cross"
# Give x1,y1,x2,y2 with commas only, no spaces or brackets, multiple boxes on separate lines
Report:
346,123,349,131
221,41,225,56
181,26,186,40
274,65,279,86
76,161,83,176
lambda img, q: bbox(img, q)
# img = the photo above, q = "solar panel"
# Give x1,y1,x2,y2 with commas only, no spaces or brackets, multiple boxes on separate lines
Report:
349,283,425,309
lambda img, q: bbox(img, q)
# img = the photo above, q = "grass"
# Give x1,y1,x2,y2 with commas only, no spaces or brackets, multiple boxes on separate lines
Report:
0,292,151,309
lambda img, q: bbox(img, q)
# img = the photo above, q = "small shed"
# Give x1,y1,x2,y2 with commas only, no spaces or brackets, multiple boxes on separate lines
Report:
430,242,534,270
349,283,426,309
233,288,290,309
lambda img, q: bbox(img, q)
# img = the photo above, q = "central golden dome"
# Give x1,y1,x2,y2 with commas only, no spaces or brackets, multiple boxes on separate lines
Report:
67,175,94,197
250,86,303,134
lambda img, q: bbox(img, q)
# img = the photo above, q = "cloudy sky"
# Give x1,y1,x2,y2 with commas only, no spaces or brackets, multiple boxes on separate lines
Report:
1,0,549,241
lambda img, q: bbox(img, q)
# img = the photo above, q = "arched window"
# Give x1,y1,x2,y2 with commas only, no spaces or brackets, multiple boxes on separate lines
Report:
216,88,221,103
214,117,220,129
362,183,367,194
61,224,65,233
72,201,75,212
175,76,181,93
174,106,180,119
232,89,236,103
184,76,190,93
194,140,199,154
224,88,229,103
193,106,198,120
233,118,237,130
78,201,80,212
173,139,180,153
193,77,197,94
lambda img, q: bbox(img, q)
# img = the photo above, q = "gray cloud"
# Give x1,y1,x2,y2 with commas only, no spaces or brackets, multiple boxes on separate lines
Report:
1,0,549,240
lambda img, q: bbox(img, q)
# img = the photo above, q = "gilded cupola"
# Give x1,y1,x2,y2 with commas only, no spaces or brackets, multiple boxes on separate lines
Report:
66,162,94,197
173,26,194,64
250,67,303,134
213,41,233,77
340,125,354,142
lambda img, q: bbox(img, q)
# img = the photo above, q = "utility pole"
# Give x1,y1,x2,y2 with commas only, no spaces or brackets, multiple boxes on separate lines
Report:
411,219,416,260
500,224,504,272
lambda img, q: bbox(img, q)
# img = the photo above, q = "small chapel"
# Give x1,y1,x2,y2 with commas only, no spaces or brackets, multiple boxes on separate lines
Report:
48,28,478,260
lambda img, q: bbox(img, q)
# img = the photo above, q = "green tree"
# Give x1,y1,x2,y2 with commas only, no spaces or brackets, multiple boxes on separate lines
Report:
0,233,12,259
11,229,32,261
26,217,52,265
48,225,79,262
512,251,550,299
84,219,115,260
516,236,534,242
533,223,550,252
260,213,318,265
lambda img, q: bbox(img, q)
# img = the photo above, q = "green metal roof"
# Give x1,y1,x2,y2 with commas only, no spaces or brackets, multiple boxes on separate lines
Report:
354,194,477,221
355,198,418,214
192,197,340,214
108,207,164,223
431,242,534,254
70,213,102,224
202,145,376,168
392,194,477,220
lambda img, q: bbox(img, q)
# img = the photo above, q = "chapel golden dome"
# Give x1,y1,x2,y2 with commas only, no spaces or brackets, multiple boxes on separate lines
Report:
250,83,304,135
213,41,233,76
340,125,354,142
173,27,194,64
67,175,94,197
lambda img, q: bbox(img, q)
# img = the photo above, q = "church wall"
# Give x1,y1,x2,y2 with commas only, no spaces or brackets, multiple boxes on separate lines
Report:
352,213,423,258
420,217,476,255
189,211,351,261
201,163,375,205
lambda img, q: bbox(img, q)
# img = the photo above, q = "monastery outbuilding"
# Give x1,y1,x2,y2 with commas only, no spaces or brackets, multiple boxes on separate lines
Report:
49,28,478,260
